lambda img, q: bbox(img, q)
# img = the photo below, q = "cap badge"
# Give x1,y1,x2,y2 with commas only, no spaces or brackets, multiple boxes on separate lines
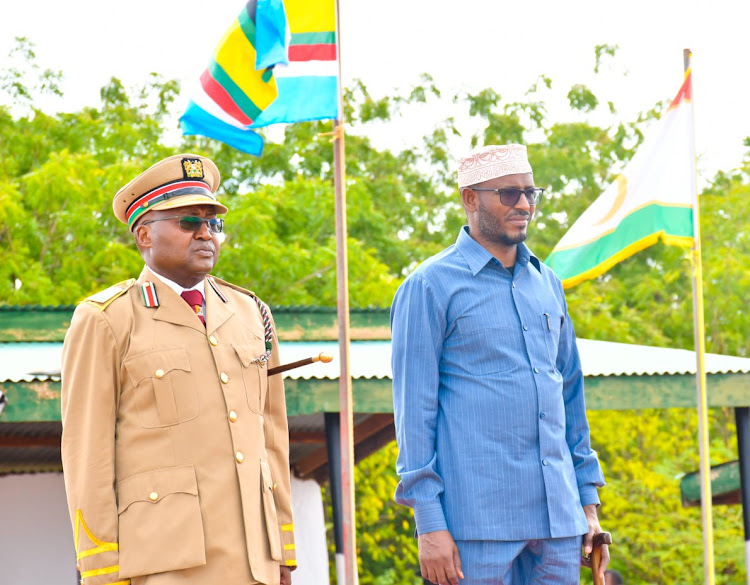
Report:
182,158,204,179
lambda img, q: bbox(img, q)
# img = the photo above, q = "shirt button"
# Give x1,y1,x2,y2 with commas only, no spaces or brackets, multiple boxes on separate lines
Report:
542,459,548,466
512,282,516,288
155,369,165,379
534,367,539,373
221,372,229,383
523,325,528,331
209,335,218,346
149,491,159,501
229,410,238,423
235,451,244,463
540,412,546,419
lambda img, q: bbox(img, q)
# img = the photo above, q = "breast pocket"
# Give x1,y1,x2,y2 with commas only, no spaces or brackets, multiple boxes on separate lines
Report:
232,341,269,414
124,347,199,428
541,312,563,365
455,316,516,375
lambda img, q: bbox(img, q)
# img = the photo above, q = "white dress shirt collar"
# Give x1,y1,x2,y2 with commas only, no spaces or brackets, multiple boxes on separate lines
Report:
149,268,206,298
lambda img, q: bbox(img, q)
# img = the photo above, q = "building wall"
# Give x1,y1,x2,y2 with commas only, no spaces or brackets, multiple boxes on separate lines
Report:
290,475,331,585
0,473,329,585
0,473,77,585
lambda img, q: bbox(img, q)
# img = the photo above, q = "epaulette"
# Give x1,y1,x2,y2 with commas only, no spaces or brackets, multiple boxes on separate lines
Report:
82,278,136,312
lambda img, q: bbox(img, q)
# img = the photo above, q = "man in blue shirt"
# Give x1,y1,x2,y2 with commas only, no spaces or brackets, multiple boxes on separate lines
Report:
391,144,608,585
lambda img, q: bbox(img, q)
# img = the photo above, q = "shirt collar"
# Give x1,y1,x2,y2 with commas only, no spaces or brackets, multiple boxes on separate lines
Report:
149,268,206,298
455,226,541,276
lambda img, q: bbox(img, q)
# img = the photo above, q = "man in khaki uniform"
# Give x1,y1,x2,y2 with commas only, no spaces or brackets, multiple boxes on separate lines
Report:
61,154,296,585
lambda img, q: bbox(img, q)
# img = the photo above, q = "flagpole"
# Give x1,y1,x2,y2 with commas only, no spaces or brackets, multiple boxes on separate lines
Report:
684,48,715,585
332,0,358,583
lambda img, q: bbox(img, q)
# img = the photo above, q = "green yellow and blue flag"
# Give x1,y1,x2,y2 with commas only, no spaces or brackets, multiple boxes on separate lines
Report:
180,0,339,156
252,0,339,128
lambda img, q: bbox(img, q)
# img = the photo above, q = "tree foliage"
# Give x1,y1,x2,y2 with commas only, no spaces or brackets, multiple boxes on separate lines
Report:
2,39,750,584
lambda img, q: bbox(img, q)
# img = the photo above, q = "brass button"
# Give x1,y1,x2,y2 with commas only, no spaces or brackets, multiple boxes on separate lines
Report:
221,372,229,383
229,410,238,423
155,369,165,379
209,336,218,346
272,482,278,492
149,491,158,501
235,451,244,463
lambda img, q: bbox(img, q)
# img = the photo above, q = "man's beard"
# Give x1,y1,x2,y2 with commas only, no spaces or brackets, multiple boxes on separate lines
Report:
477,200,529,246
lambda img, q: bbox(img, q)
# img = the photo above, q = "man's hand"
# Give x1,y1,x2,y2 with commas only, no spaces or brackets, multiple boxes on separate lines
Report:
418,530,464,585
581,504,609,581
280,565,292,585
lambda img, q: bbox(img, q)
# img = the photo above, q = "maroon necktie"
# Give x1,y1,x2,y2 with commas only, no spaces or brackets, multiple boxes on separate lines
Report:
180,290,205,326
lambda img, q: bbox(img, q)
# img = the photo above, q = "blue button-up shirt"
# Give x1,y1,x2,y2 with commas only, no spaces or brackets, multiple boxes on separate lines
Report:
391,227,605,541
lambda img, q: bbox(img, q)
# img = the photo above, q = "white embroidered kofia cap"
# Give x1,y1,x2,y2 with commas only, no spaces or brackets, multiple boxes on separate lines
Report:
457,144,533,188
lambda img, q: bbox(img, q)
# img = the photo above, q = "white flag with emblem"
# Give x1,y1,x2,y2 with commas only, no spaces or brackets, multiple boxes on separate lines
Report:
545,72,695,288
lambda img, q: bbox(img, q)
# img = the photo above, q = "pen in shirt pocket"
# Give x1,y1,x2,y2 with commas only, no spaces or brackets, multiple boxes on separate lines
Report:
543,312,551,331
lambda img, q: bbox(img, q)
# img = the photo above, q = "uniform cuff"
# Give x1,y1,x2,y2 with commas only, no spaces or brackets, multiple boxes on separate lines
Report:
579,484,600,507
414,503,448,535
280,523,297,568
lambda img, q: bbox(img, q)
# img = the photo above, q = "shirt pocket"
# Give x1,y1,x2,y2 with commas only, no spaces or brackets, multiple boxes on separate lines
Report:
124,347,198,428
117,464,206,578
232,341,269,414
260,459,283,561
455,316,516,375
541,312,563,365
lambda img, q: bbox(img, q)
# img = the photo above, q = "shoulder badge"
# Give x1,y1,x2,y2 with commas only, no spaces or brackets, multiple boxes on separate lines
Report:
83,278,136,311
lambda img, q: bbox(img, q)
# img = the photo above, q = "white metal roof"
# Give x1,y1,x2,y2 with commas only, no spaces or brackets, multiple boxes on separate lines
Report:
0,341,390,382
2,339,750,383
0,343,62,383
576,338,750,376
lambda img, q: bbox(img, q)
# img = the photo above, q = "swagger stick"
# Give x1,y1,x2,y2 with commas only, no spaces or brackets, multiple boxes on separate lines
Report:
268,353,334,377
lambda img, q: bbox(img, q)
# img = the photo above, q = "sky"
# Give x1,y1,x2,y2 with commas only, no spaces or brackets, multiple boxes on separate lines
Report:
2,0,748,184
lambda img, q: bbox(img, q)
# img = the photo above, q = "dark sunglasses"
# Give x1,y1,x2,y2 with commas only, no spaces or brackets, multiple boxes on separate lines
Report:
141,215,224,234
471,187,544,207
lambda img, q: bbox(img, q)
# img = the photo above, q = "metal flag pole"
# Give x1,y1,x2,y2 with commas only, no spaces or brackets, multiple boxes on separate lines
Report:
332,0,358,583
684,48,715,585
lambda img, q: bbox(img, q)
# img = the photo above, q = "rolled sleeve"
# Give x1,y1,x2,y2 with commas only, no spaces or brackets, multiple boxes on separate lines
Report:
578,484,600,507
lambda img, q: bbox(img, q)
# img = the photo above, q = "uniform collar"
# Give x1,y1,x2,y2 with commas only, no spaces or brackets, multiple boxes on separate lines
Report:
138,267,213,334
455,226,541,276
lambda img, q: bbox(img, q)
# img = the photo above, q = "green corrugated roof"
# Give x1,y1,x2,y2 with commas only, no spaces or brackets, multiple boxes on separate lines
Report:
0,305,391,342
4,338,750,423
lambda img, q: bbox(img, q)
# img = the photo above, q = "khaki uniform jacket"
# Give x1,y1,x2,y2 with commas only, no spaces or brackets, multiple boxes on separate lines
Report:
61,267,296,585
